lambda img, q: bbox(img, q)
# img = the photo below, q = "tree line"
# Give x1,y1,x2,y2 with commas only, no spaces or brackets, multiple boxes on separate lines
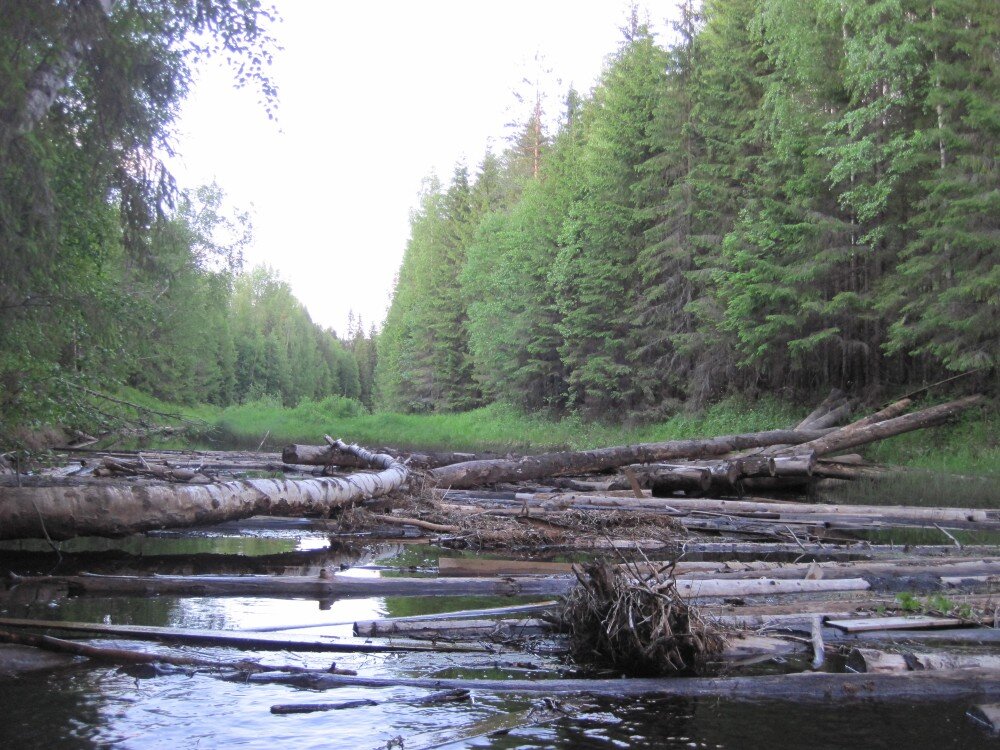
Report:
377,0,998,420
0,1,374,438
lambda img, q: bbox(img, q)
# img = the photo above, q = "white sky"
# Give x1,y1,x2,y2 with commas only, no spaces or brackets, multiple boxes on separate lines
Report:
170,1,667,336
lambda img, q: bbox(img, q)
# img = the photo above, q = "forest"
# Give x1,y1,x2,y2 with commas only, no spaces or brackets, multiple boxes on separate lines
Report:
0,0,996,445
0,1,376,441
379,0,998,420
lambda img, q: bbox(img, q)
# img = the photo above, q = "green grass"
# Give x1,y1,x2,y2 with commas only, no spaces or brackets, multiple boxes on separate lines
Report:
207,395,801,453
862,408,999,476
97,390,999,479
110,385,219,424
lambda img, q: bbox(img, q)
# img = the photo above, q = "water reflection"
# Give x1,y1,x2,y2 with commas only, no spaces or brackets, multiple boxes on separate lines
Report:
2,521,998,748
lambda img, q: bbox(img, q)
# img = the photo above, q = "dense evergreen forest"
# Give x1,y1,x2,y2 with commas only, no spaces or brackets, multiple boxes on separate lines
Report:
0,1,376,439
379,0,998,420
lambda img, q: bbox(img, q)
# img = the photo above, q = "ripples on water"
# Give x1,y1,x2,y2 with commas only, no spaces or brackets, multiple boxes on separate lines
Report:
1,534,997,749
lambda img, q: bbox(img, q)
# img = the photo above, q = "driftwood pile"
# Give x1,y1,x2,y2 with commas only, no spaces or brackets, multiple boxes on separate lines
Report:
0,393,982,543
0,391,997,739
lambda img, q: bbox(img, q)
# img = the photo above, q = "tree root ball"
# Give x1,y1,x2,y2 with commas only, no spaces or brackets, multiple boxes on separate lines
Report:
559,559,725,676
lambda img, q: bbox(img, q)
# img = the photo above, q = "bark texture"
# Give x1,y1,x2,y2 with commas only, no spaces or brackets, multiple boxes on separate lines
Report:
0,442,408,540
428,429,830,489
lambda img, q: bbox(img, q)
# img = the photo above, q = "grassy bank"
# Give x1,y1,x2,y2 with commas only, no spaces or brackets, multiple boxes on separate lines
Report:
10,388,993,478
206,394,997,477
212,396,799,453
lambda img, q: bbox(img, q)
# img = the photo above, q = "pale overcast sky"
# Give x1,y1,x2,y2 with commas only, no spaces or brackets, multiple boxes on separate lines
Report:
170,1,669,335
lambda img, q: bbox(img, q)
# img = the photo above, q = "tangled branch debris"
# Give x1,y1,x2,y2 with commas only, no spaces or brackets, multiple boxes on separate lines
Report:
559,559,725,676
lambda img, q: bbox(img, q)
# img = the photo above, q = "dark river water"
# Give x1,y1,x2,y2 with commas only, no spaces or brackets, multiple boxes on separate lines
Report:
1,519,997,748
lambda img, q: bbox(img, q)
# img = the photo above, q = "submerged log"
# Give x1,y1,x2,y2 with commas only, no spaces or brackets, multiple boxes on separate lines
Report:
0,628,358,674
0,617,485,653
0,644,80,675
427,429,831,489
245,667,1000,702
0,440,409,540
270,689,471,715
967,704,1000,733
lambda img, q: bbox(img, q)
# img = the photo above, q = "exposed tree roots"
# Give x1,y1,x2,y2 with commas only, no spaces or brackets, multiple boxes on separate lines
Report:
558,559,725,676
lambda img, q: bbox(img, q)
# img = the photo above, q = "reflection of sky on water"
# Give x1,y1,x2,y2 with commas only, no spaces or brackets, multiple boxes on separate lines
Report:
294,535,330,552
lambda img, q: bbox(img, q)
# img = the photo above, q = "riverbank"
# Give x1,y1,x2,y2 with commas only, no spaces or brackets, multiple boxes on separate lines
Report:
5,389,996,478
208,395,998,478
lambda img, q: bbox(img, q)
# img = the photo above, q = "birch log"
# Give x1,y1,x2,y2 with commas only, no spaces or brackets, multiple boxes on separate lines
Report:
0,441,408,540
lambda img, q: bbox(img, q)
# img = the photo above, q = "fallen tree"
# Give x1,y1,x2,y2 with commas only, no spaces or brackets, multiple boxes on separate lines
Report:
426,397,981,490
244,667,1000,702
0,440,408,540
427,429,832,489
9,572,871,599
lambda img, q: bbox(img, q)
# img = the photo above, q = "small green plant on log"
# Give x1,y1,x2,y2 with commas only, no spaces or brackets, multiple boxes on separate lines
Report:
895,592,981,621
559,559,725,676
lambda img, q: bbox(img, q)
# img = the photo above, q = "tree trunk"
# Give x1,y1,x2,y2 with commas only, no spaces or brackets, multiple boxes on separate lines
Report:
15,572,870,600
2,0,113,140
777,396,983,458
847,648,1000,673
282,444,492,469
0,617,472,654
428,429,830,489
0,441,408,540
245,667,1000,702
795,389,847,430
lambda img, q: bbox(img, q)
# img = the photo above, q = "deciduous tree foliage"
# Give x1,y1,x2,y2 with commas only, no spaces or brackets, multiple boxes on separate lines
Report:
378,1,997,418
0,1,368,437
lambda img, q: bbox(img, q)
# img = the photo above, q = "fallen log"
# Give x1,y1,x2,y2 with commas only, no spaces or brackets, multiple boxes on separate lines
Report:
672,558,1000,583
666,542,996,559
0,628,357,674
508,493,997,526
270,688,470,715
0,617,487,653
282,444,491,469
0,644,80,675
96,458,212,484
244,667,1000,702
842,628,1000,645
826,615,970,633
11,572,870,600
247,601,560,633
427,429,831,489
368,514,459,534
12,572,572,599
776,396,983,458
352,618,550,640
967,703,1000,733
0,440,409,540
772,453,816,477
795,389,847,430
846,648,1000,673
